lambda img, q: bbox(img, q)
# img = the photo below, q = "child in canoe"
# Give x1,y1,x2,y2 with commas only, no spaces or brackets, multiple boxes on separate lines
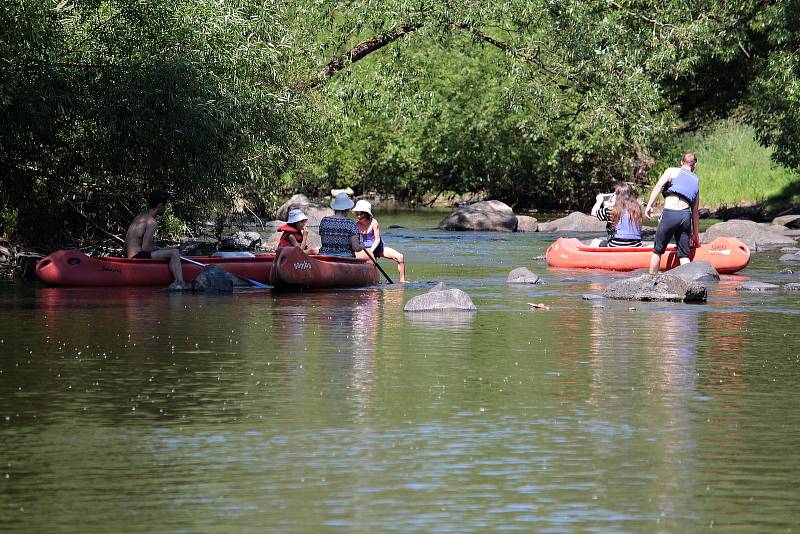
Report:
277,209,319,254
352,200,406,283
590,183,643,247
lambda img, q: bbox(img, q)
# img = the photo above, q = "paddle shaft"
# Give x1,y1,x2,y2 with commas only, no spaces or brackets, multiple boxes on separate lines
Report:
180,256,270,288
362,247,393,284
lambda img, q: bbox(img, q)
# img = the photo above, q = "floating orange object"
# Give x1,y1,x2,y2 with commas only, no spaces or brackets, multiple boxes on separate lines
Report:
545,237,750,274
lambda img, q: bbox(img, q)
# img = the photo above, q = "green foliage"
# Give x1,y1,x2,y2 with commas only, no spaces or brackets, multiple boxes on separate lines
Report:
0,0,308,244
664,120,800,207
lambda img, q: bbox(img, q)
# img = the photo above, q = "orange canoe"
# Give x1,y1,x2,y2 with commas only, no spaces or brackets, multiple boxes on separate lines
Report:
546,236,750,274
271,246,378,289
36,249,274,286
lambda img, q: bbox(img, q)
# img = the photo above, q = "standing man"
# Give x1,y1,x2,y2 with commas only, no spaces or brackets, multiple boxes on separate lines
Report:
644,153,701,274
125,191,189,290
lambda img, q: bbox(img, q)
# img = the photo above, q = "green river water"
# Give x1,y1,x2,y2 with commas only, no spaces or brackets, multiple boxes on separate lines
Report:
2,212,799,532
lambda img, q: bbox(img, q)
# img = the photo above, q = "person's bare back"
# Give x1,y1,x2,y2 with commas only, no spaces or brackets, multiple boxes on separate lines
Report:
125,212,157,258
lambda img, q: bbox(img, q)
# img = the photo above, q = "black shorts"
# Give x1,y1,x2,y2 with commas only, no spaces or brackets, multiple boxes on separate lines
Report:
653,208,692,257
132,251,152,259
373,242,384,258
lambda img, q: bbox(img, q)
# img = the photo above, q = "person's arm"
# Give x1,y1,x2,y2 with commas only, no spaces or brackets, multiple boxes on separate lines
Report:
141,220,157,252
691,193,701,246
370,220,381,253
350,234,363,252
300,227,309,250
287,234,300,247
645,169,673,219
590,194,604,218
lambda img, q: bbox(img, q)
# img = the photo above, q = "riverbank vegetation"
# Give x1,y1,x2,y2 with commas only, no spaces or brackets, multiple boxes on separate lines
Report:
2,1,799,246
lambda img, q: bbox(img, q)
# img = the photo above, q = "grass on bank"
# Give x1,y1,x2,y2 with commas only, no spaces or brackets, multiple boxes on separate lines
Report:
667,120,800,208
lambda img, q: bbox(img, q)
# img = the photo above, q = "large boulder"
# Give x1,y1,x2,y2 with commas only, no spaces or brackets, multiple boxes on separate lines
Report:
703,219,796,251
276,194,334,227
772,214,800,229
180,239,218,257
331,187,354,197
220,231,262,251
191,265,235,293
438,200,518,232
602,273,707,302
515,215,538,232
506,267,542,284
538,212,607,233
405,287,477,312
666,261,720,283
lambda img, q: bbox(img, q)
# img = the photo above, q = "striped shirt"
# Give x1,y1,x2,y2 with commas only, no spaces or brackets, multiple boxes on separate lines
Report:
596,207,642,247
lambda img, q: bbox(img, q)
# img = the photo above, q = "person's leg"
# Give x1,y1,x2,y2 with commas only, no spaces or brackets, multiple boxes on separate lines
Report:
152,248,187,287
650,211,676,274
381,246,405,282
675,210,692,265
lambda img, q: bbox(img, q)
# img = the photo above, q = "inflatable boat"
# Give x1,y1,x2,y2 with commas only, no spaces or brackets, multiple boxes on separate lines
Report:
546,237,750,274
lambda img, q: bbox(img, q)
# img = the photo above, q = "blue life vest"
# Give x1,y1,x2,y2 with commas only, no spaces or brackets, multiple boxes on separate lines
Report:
613,211,642,240
664,169,699,204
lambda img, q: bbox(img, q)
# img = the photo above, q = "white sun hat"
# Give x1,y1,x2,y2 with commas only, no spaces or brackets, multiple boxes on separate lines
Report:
330,192,355,211
352,200,372,215
286,208,308,224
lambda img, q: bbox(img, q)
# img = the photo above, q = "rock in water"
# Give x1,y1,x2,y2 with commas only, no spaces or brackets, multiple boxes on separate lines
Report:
276,194,334,227
506,267,542,284
666,261,720,283
772,214,800,229
405,288,477,312
192,265,235,293
779,252,800,264
602,273,707,302
220,231,262,251
429,282,450,292
703,219,796,251
438,200,518,232
537,212,608,233
736,281,780,292
515,215,538,232
783,283,800,291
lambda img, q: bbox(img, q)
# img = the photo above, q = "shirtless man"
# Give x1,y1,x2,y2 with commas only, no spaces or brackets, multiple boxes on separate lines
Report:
125,191,189,290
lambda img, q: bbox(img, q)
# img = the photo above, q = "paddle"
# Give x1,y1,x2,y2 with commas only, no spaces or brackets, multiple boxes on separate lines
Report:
180,256,271,288
362,247,393,284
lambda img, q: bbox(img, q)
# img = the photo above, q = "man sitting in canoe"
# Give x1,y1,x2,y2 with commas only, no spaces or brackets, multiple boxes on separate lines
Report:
125,191,189,290
590,183,643,247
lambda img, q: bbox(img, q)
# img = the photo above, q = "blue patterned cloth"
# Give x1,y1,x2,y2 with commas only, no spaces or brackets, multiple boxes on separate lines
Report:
319,216,358,257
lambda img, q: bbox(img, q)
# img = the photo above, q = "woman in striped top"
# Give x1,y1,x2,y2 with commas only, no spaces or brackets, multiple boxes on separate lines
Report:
590,183,643,247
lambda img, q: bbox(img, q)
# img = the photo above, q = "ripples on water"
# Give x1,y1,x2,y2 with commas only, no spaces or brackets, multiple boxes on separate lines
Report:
2,218,799,532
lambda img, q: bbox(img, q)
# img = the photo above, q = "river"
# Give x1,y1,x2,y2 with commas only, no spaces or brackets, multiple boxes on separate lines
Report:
2,211,799,532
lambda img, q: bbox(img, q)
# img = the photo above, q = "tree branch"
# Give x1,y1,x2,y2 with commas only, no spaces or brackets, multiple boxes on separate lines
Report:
303,21,424,90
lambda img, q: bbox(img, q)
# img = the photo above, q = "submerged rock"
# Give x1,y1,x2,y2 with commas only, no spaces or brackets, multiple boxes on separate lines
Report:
192,265,235,293
507,267,542,284
602,273,707,302
515,215,539,232
666,261,720,283
537,212,607,233
783,283,800,291
438,200,518,232
703,219,796,250
779,252,800,264
582,294,606,301
736,281,780,292
405,287,477,312
429,282,450,292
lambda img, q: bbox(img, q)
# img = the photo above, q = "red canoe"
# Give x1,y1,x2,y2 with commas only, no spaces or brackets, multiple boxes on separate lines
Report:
546,236,751,274
36,249,274,287
271,246,378,289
